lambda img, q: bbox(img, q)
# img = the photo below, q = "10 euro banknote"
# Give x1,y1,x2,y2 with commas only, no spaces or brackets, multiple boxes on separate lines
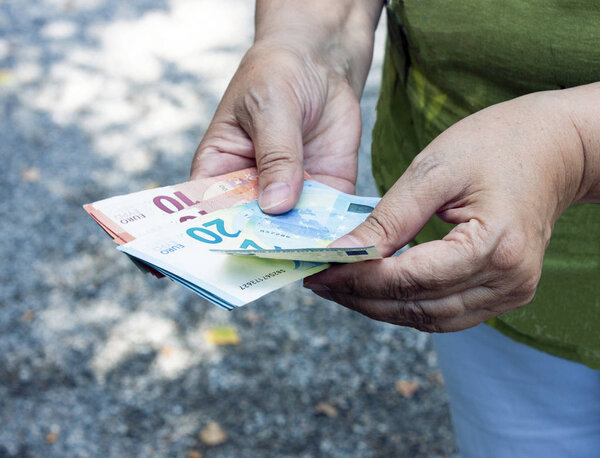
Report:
84,168,260,244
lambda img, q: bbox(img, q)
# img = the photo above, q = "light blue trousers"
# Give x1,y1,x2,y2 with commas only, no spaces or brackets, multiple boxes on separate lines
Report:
433,324,600,458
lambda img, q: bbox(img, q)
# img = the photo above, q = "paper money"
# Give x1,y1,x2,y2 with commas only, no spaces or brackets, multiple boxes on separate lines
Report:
84,169,319,278
84,169,314,244
118,180,382,309
174,181,258,224
212,246,381,263
84,168,259,244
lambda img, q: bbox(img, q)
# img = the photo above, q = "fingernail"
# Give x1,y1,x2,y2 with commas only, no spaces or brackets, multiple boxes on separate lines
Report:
328,234,363,249
258,182,291,212
304,283,332,301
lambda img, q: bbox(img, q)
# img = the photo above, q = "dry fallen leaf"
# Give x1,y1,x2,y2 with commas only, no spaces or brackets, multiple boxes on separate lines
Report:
427,371,444,386
45,432,59,444
199,421,227,446
20,167,40,182
204,327,240,346
395,380,420,398
21,310,34,323
187,451,203,458
0,69,14,86
243,311,263,324
314,402,338,418
160,346,173,357
302,295,316,306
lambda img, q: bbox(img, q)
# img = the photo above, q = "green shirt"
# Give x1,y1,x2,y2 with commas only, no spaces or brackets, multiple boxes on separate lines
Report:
372,0,600,368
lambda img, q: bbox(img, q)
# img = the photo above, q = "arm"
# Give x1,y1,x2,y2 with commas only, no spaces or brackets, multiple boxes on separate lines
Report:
563,83,600,202
191,0,384,213
255,0,382,96
305,83,600,332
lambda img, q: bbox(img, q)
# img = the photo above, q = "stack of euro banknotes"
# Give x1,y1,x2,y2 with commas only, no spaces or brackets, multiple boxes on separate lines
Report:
84,168,384,310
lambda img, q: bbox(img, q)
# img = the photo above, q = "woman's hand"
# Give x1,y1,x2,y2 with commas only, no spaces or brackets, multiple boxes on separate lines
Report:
305,85,600,332
190,0,383,214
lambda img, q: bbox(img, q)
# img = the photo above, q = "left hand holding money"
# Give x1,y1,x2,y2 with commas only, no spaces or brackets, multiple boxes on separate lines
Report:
304,85,600,332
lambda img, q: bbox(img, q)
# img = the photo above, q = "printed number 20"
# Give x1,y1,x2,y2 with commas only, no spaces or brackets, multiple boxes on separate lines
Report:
186,218,241,244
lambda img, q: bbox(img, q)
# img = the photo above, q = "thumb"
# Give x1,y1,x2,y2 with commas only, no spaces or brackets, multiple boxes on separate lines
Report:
237,90,305,215
330,157,464,256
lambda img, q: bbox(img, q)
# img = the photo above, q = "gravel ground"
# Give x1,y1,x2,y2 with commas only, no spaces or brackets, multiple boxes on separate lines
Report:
0,1,457,456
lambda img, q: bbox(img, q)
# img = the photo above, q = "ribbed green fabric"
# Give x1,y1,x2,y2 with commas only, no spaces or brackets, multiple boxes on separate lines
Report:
372,0,600,369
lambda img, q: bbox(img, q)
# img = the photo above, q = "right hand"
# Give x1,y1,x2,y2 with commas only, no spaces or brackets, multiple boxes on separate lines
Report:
190,42,363,214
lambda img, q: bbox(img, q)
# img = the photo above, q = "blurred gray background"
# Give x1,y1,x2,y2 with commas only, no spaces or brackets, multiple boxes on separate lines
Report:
0,1,456,456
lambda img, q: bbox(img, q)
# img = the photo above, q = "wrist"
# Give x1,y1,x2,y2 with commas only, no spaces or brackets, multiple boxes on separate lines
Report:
557,83,600,203
254,0,383,95
529,91,588,218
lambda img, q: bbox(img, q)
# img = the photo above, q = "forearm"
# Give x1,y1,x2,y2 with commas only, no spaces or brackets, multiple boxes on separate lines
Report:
254,0,384,95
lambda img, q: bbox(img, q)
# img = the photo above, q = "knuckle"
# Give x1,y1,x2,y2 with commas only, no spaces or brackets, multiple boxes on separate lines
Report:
362,211,401,246
257,147,300,176
387,261,461,300
489,231,529,272
408,151,446,182
448,219,493,266
460,230,487,266
341,274,363,298
237,75,299,125
240,85,274,117
446,292,468,319
513,270,540,304
407,300,433,326
487,262,540,309
384,267,424,301
395,300,435,328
